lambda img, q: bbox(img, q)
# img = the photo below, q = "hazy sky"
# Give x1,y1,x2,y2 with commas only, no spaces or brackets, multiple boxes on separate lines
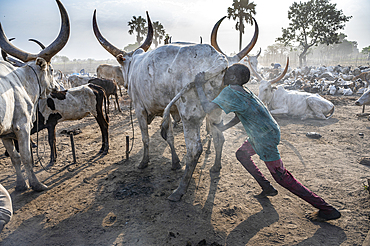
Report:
0,0,369,60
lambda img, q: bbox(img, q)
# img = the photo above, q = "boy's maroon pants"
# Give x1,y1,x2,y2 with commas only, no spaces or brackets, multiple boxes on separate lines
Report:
236,140,334,212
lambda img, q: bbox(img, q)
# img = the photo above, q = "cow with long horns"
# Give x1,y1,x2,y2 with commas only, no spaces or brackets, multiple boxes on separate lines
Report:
0,0,70,191
249,58,335,120
93,11,258,201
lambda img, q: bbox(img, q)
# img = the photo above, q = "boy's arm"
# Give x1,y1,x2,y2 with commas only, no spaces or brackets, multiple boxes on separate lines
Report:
214,114,240,132
194,72,220,114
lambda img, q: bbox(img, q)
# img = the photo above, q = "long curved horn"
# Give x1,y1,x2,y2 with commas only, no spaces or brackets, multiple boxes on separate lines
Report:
138,11,153,52
256,47,261,58
92,9,123,58
93,10,153,57
270,57,289,84
29,39,46,50
210,17,258,60
0,0,69,62
247,58,263,81
1,37,14,61
210,16,227,55
236,18,258,60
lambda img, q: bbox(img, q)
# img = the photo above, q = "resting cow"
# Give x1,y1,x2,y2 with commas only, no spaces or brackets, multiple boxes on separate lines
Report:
249,59,335,120
0,0,69,191
93,11,258,201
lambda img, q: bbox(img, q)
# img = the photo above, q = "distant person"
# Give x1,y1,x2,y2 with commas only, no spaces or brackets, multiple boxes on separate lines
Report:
271,63,281,69
194,63,341,222
0,184,12,232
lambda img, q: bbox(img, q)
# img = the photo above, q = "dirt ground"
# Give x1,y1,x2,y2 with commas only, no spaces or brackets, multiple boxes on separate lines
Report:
0,83,369,246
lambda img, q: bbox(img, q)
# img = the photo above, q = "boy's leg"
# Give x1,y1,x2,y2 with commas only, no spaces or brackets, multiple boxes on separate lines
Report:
265,159,341,221
236,140,278,198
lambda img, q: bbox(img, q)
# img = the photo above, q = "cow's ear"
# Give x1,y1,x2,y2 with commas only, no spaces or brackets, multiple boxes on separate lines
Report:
36,57,48,70
116,54,126,64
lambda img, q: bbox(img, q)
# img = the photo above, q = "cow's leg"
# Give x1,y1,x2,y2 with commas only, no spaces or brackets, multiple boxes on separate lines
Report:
209,122,224,173
46,124,57,167
16,127,47,191
115,93,122,112
168,121,202,201
162,115,181,170
136,109,150,169
93,88,109,154
2,139,28,191
95,114,109,155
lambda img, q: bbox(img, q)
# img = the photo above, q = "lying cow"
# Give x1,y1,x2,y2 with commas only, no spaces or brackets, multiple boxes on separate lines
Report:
249,58,335,120
0,0,69,191
355,74,370,107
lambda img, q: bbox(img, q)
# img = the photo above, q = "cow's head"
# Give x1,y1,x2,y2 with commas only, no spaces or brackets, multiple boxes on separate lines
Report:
210,16,258,65
93,10,153,83
248,58,289,106
0,0,69,98
241,47,261,72
355,74,370,106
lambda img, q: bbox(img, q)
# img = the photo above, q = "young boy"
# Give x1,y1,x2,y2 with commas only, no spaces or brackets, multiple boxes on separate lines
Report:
194,63,341,221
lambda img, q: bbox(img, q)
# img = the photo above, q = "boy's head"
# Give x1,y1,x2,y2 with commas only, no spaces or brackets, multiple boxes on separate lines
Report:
223,63,250,86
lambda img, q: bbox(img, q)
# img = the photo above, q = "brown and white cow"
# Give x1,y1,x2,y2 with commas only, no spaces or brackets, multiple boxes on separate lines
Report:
0,0,70,191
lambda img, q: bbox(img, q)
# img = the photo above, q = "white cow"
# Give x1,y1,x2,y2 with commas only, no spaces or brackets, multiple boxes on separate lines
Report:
249,59,335,120
68,74,95,88
93,11,258,201
0,0,69,191
97,64,124,92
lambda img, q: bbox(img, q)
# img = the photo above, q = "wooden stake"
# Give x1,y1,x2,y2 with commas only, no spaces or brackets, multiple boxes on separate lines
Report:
69,133,77,164
126,135,130,160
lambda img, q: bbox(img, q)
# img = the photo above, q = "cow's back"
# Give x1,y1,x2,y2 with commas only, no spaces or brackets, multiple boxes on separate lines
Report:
128,44,228,116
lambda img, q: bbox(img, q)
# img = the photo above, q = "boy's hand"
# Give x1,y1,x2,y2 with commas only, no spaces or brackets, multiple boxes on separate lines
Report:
194,72,206,87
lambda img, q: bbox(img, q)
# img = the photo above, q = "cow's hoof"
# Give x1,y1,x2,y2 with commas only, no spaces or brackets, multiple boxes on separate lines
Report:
210,164,221,173
15,183,29,192
137,161,148,169
171,161,181,170
167,191,183,202
46,161,55,169
31,182,48,192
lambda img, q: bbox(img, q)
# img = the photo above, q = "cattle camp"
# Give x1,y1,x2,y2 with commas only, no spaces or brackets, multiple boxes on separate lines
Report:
0,0,369,245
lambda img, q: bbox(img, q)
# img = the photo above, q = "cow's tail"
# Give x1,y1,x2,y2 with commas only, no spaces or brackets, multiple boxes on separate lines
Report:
325,105,335,119
103,90,109,123
160,82,195,140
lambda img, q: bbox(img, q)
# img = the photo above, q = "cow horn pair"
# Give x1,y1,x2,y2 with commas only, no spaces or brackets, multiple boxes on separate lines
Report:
248,57,289,84
93,10,153,57
0,0,70,63
211,16,259,61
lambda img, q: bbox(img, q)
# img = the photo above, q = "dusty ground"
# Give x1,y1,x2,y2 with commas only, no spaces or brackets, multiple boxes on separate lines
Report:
0,83,369,246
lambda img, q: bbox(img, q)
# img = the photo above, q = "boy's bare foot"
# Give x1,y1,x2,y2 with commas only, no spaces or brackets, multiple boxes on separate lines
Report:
306,208,341,222
254,187,278,198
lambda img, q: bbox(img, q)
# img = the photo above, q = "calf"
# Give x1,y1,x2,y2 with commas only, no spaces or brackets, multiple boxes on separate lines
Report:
88,77,122,113
35,83,109,167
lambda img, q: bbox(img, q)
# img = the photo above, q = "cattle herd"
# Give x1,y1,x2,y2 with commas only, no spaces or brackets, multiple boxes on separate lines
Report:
0,0,369,234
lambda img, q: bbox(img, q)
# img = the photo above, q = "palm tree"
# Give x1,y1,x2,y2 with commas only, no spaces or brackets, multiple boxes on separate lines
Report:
152,21,166,48
128,16,147,45
227,0,256,51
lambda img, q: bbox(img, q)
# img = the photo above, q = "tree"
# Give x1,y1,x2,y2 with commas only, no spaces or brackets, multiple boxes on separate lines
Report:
227,0,256,51
128,16,147,45
276,0,351,67
152,21,166,48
